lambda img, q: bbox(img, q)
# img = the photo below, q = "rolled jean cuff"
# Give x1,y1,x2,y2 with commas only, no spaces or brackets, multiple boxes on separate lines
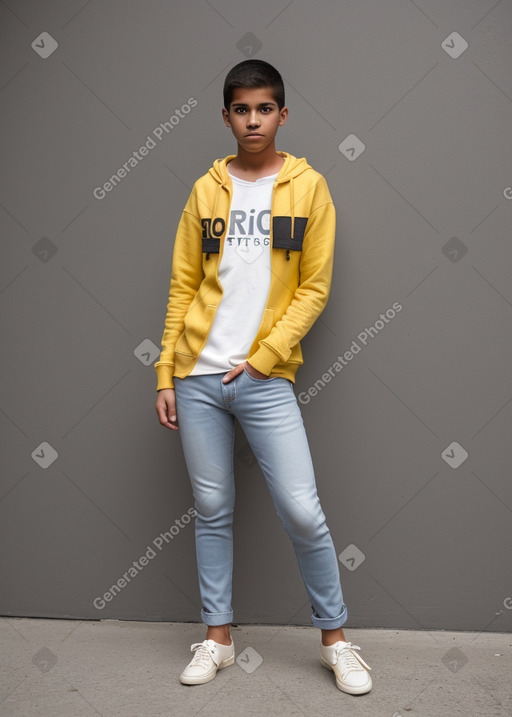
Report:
311,605,348,630
201,607,233,626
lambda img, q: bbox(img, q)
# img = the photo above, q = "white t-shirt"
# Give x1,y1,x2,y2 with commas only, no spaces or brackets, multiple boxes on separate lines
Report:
190,170,277,375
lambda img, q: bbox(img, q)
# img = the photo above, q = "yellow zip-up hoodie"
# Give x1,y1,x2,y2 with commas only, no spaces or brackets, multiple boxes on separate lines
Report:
155,151,336,390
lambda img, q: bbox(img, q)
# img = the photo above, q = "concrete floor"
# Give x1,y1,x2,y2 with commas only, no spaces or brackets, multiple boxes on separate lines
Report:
1,618,511,716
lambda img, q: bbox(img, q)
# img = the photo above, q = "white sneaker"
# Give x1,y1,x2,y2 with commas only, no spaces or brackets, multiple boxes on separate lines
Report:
179,639,235,685
320,640,372,695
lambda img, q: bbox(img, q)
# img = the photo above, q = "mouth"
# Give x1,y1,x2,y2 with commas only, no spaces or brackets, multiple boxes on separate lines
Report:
245,132,263,137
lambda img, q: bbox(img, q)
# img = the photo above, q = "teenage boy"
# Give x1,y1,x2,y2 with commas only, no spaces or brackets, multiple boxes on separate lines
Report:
155,59,372,695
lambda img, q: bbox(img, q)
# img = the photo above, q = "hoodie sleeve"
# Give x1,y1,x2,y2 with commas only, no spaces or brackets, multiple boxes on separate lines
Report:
154,189,203,391
247,176,336,376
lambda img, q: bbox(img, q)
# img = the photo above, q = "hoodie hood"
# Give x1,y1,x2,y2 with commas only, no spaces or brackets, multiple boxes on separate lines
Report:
207,152,313,233
208,151,312,185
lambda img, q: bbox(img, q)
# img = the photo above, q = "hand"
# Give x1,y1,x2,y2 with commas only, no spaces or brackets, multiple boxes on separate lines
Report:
222,360,269,384
155,388,179,430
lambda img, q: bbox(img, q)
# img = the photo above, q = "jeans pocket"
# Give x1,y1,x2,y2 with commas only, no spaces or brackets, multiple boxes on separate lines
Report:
243,367,275,382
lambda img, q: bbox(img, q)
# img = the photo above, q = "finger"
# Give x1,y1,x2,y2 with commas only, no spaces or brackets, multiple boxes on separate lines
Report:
222,363,244,383
222,367,239,383
163,415,179,430
156,404,177,429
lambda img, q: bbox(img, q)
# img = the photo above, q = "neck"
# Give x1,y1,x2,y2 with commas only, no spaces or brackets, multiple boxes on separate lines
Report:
231,144,284,175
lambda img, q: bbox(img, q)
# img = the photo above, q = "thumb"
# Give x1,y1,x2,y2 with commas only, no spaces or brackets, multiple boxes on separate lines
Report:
222,363,244,383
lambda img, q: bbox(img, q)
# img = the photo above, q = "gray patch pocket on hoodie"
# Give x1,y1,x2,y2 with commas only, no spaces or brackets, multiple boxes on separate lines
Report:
272,216,308,251
201,217,223,254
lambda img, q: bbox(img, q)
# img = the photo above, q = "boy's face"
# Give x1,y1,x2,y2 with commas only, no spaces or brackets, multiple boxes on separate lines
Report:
222,87,288,154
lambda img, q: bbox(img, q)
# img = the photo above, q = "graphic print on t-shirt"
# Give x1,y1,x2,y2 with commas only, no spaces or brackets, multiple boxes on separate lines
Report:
226,208,270,265
189,170,278,375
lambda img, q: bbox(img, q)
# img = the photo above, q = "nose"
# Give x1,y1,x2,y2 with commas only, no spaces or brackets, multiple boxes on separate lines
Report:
247,110,260,127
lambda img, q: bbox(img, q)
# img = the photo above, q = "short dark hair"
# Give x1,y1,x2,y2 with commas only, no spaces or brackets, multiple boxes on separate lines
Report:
223,60,285,110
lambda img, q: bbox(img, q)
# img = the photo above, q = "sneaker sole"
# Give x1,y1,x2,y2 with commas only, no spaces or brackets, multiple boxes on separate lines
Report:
180,654,235,685
320,656,372,695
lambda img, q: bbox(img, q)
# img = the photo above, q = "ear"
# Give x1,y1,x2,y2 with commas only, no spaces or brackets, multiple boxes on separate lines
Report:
222,106,231,128
278,106,289,127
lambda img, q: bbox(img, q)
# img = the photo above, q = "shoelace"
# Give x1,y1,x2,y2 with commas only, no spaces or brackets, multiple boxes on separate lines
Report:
334,642,372,675
189,641,216,669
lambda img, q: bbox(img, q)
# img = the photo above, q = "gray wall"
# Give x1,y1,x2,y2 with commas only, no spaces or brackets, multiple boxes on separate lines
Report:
1,0,511,634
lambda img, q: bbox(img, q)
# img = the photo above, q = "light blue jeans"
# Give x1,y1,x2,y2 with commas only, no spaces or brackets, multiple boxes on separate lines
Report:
173,368,347,629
